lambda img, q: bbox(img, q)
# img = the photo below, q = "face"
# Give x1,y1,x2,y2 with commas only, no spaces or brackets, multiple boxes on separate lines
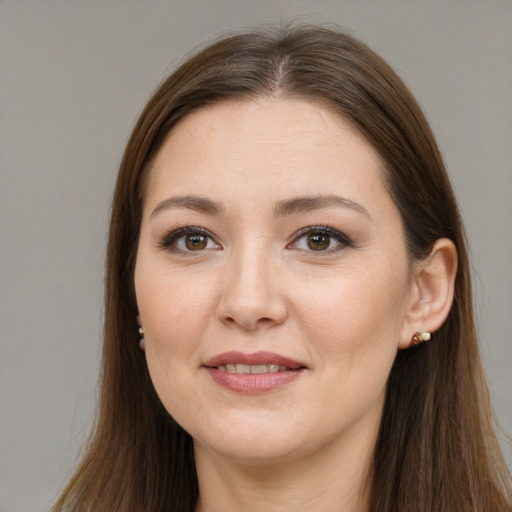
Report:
134,98,415,464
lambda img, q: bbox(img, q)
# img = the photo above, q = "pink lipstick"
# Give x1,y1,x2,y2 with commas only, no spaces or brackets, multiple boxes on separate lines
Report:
203,351,307,393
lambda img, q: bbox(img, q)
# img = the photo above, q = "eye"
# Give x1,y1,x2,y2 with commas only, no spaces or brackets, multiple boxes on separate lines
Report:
289,226,351,253
160,226,220,253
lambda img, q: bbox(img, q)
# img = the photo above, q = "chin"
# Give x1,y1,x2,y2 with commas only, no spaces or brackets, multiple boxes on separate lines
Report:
198,437,303,465
190,418,310,464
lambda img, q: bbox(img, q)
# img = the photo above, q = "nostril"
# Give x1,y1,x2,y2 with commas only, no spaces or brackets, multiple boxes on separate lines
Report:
222,315,273,328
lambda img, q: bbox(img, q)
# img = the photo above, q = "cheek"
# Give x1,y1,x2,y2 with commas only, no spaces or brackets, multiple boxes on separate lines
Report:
136,264,215,348
135,265,217,412
295,266,407,428
137,275,214,416
294,260,408,371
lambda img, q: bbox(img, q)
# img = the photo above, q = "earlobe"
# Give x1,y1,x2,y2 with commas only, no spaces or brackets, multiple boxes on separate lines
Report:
399,238,457,349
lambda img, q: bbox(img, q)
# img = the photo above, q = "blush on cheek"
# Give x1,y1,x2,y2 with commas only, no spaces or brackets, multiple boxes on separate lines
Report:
139,284,209,333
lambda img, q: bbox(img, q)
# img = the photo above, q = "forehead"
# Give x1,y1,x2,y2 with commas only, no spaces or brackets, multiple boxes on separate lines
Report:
145,97,389,214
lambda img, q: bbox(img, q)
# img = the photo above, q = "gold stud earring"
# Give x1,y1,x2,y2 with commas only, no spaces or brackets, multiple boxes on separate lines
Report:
138,326,145,350
411,331,431,345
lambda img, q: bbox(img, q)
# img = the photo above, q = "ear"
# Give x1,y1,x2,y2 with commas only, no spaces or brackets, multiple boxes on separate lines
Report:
398,238,457,349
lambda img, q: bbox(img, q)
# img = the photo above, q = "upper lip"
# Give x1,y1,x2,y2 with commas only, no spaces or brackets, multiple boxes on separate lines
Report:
204,351,307,369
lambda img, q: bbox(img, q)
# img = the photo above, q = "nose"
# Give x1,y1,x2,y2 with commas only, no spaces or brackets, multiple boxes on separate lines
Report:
216,247,288,331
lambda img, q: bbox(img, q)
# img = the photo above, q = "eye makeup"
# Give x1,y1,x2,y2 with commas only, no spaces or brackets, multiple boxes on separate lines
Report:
288,225,352,254
157,223,352,257
158,225,220,253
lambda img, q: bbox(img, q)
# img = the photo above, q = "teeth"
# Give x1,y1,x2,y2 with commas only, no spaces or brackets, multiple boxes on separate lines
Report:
236,363,251,374
216,363,291,374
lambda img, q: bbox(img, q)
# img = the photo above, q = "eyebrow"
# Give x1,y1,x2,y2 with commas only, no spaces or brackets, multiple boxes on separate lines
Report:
275,195,371,219
150,194,370,219
151,195,224,218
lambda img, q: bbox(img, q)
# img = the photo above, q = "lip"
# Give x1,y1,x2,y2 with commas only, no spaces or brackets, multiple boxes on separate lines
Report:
203,351,307,394
204,351,306,369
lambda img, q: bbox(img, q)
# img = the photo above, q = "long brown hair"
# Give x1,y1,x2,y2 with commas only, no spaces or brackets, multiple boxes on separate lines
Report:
53,25,511,511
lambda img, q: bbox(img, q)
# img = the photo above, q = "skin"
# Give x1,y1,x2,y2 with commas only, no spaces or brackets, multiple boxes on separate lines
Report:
134,98,456,512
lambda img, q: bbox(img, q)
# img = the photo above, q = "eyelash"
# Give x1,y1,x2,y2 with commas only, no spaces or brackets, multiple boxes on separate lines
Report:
289,225,352,254
158,224,352,254
159,225,219,253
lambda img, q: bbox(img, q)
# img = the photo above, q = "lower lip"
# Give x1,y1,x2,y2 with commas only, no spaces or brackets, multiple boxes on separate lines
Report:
205,368,304,393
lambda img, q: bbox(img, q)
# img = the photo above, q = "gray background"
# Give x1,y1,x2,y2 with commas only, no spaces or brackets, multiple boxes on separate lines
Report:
1,1,511,511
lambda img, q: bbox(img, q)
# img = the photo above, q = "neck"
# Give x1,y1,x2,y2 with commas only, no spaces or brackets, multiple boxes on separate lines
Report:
193,427,375,512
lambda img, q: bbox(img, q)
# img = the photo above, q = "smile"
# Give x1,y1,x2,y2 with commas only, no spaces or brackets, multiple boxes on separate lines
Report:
216,363,292,374
204,350,306,371
204,351,307,393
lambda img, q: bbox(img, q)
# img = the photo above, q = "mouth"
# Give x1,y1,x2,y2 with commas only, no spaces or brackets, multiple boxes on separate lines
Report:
203,351,307,393
216,363,296,374
204,350,307,372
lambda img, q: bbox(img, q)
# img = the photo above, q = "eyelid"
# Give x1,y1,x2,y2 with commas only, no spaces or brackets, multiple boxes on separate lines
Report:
159,225,221,252
158,224,351,254
288,225,352,252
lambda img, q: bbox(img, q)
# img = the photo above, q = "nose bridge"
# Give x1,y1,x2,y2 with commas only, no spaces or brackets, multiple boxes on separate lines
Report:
217,238,286,329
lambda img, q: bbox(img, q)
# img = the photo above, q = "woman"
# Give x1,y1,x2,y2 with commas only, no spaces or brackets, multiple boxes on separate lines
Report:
53,25,512,511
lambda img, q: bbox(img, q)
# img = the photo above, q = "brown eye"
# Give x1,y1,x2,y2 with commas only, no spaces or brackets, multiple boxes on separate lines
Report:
307,233,330,251
289,226,351,254
161,227,220,253
185,234,208,251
